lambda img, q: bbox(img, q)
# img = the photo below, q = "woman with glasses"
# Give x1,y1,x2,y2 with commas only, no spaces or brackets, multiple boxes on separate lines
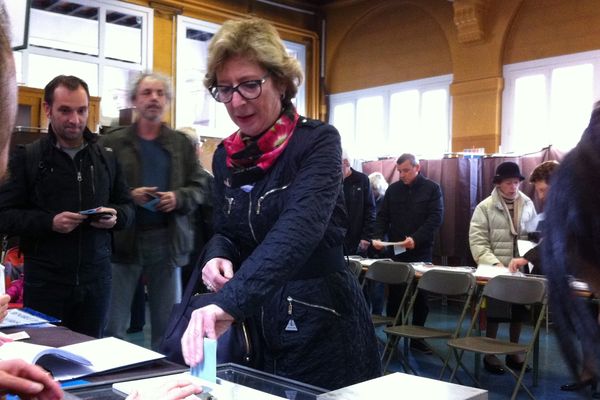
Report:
181,17,381,389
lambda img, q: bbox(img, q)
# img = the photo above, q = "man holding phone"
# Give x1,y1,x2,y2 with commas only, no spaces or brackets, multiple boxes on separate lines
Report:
0,75,134,338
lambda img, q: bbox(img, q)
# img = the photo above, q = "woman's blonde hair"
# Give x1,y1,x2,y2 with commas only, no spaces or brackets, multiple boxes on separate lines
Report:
204,17,303,106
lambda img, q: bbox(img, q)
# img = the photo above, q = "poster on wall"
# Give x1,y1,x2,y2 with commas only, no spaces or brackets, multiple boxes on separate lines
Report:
4,0,31,50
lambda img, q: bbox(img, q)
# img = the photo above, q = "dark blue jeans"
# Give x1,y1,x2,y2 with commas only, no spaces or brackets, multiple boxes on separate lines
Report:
24,268,111,338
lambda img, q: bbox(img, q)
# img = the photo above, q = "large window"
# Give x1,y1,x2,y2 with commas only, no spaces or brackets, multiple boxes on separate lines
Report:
330,75,452,161
175,15,306,138
16,0,153,127
502,50,600,153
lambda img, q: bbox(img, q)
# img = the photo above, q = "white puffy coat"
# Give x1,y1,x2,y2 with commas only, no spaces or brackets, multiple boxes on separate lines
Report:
469,188,537,267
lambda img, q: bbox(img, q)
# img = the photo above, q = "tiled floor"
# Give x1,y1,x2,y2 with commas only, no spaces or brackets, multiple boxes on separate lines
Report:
123,299,595,399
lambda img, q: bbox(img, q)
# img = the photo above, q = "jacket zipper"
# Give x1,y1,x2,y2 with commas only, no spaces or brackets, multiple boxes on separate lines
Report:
240,321,252,364
261,307,275,374
286,296,341,316
256,184,289,215
248,192,258,243
225,197,234,215
76,157,83,286
90,165,95,196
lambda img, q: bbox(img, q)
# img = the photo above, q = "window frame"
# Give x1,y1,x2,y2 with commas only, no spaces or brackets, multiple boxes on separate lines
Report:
502,49,600,153
329,74,452,160
175,15,307,138
15,0,153,124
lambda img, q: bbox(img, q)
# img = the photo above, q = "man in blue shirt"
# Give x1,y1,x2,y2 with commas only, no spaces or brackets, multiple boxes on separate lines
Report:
102,72,211,350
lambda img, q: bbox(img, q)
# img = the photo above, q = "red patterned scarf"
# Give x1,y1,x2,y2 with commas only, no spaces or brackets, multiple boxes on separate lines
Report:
223,105,299,187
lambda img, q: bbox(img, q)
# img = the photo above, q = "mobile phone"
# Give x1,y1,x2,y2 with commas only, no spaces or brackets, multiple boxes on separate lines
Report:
79,208,113,221
88,212,113,221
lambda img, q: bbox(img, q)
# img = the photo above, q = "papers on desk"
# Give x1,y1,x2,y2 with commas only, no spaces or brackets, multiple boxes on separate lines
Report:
316,372,487,400
410,264,475,275
0,336,164,381
360,258,393,267
0,307,60,328
113,372,287,399
474,264,525,279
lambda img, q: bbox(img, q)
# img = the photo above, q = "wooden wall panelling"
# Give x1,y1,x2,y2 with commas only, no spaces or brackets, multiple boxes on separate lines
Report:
17,86,101,133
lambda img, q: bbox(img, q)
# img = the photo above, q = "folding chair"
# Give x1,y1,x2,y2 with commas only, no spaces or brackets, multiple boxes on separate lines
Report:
347,259,363,279
447,275,547,400
381,269,477,377
361,261,415,329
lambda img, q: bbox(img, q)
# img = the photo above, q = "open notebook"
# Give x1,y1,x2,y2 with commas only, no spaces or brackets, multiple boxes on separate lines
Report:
0,336,164,381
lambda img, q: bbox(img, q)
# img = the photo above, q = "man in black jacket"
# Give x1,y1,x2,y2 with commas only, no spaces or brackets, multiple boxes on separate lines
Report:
0,75,134,337
372,153,443,353
342,149,376,256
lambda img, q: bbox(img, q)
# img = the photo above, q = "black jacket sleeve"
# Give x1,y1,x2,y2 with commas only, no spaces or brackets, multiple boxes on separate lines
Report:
0,147,55,236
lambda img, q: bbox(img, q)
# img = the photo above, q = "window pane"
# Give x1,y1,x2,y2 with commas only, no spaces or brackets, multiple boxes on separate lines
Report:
550,64,593,150
215,102,237,135
356,96,384,159
29,4,99,56
176,27,213,129
512,74,547,152
105,10,142,63
420,88,449,156
389,90,419,156
332,102,355,153
13,52,23,84
28,54,98,95
102,66,137,122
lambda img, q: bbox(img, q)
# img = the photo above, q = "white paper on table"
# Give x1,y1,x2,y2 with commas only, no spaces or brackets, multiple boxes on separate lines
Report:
360,258,392,267
474,264,524,279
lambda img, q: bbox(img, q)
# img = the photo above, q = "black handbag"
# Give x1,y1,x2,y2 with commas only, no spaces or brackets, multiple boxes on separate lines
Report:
159,254,260,367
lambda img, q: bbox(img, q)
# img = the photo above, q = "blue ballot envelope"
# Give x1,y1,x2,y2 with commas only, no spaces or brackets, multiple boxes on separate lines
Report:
190,338,217,383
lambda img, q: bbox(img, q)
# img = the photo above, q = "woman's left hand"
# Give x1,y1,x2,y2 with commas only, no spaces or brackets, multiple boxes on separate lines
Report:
181,304,234,367
202,258,234,292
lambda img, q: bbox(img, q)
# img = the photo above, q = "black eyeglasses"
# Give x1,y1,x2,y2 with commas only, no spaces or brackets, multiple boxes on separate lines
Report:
209,74,269,103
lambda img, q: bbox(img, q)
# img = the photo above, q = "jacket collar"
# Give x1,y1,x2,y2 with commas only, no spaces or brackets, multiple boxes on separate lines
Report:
47,124,97,147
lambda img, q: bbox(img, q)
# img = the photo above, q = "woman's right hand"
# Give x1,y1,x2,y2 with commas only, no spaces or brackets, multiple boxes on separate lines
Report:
181,304,234,367
202,258,234,292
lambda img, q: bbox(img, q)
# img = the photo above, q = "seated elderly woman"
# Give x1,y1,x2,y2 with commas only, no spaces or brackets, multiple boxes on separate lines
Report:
543,105,600,396
181,17,381,389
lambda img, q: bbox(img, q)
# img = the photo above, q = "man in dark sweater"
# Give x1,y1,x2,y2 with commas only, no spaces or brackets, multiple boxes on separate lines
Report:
372,153,443,353
342,149,376,256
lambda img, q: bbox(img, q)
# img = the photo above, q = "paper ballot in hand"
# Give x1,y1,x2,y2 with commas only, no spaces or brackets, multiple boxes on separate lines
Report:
190,338,217,383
